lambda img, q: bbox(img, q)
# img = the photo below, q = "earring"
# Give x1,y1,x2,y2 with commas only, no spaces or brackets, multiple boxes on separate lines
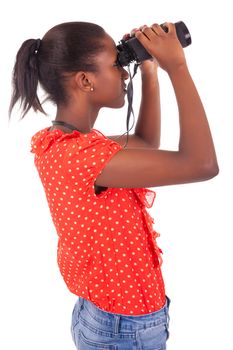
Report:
90,87,94,92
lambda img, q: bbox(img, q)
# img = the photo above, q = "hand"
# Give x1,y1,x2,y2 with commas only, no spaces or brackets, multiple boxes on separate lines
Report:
139,58,159,76
134,23,187,74
123,27,159,76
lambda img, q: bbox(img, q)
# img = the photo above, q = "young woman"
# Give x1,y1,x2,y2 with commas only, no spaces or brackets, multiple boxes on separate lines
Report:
9,21,218,349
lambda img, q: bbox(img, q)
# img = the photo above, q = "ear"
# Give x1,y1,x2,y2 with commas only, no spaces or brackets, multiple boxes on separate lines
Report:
73,71,95,92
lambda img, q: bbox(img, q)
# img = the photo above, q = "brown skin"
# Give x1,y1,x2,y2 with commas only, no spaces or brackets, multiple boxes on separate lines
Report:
109,26,161,148
52,34,129,134
51,23,219,189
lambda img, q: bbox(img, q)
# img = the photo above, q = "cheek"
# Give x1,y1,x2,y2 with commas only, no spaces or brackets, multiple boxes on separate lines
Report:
96,76,120,98
93,71,124,107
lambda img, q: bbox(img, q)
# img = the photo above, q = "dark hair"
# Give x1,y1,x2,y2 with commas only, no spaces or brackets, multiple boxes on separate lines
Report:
9,22,106,118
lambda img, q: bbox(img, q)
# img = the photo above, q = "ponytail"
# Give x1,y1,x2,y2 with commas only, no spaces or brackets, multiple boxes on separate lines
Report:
9,38,46,118
9,22,107,119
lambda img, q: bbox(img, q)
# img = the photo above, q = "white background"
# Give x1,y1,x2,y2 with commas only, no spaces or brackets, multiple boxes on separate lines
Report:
1,0,232,349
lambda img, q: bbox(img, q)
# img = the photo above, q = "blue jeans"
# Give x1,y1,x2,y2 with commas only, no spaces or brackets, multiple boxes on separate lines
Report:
71,296,171,350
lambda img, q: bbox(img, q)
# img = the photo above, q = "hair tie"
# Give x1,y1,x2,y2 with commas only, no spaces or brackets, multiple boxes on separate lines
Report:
34,38,41,54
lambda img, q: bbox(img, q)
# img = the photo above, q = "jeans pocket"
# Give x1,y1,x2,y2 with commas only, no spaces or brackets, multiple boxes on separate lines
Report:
78,330,118,350
139,322,168,350
71,300,83,346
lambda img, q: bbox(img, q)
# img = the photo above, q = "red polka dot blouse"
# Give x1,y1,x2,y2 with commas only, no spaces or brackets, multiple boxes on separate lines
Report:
31,127,166,315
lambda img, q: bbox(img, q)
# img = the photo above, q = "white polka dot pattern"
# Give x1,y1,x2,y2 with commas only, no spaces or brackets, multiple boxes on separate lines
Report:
31,127,166,315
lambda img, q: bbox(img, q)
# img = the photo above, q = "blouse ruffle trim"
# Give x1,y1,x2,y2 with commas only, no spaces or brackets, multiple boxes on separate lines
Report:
31,127,100,156
132,188,163,267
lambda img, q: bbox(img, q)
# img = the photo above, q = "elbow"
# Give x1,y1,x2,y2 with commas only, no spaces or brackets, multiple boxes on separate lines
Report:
205,164,219,180
198,161,219,181
212,162,220,177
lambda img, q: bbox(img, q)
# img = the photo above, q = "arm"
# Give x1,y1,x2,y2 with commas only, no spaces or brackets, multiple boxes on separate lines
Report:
169,63,218,170
134,59,161,149
95,23,219,188
108,61,161,149
108,30,161,149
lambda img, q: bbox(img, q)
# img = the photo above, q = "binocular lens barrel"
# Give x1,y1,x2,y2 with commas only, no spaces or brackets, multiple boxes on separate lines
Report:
116,21,191,67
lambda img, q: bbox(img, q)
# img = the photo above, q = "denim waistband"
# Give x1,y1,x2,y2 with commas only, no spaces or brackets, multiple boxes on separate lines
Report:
77,296,171,333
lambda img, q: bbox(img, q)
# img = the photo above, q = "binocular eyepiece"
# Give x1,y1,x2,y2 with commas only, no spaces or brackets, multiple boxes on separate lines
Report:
116,21,191,67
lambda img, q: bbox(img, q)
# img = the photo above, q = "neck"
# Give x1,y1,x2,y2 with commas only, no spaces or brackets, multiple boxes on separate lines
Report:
55,105,99,134
51,120,81,132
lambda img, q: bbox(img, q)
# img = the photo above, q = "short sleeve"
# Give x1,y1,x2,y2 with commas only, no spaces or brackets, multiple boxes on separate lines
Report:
66,131,122,193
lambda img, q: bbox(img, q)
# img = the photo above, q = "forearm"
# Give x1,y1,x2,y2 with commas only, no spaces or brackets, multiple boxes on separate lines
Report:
135,70,161,148
169,63,218,169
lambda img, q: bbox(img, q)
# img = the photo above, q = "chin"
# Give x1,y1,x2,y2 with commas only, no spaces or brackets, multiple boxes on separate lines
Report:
106,95,126,109
117,101,126,108
115,97,126,108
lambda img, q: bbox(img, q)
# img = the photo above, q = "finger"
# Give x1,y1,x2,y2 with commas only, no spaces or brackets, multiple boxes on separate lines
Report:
130,28,138,37
151,23,165,36
139,25,152,40
161,22,176,34
135,29,151,46
122,33,130,40
139,25,147,31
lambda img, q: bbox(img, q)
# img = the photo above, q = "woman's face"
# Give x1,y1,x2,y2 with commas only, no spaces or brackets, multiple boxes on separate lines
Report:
90,34,129,109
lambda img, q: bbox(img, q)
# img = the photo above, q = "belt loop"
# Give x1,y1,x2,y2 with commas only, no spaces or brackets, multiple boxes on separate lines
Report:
166,296,171,309
79,297,84,313
114,315,121,334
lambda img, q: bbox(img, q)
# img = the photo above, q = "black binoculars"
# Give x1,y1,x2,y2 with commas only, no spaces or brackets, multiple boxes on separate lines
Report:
116,21,191,67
